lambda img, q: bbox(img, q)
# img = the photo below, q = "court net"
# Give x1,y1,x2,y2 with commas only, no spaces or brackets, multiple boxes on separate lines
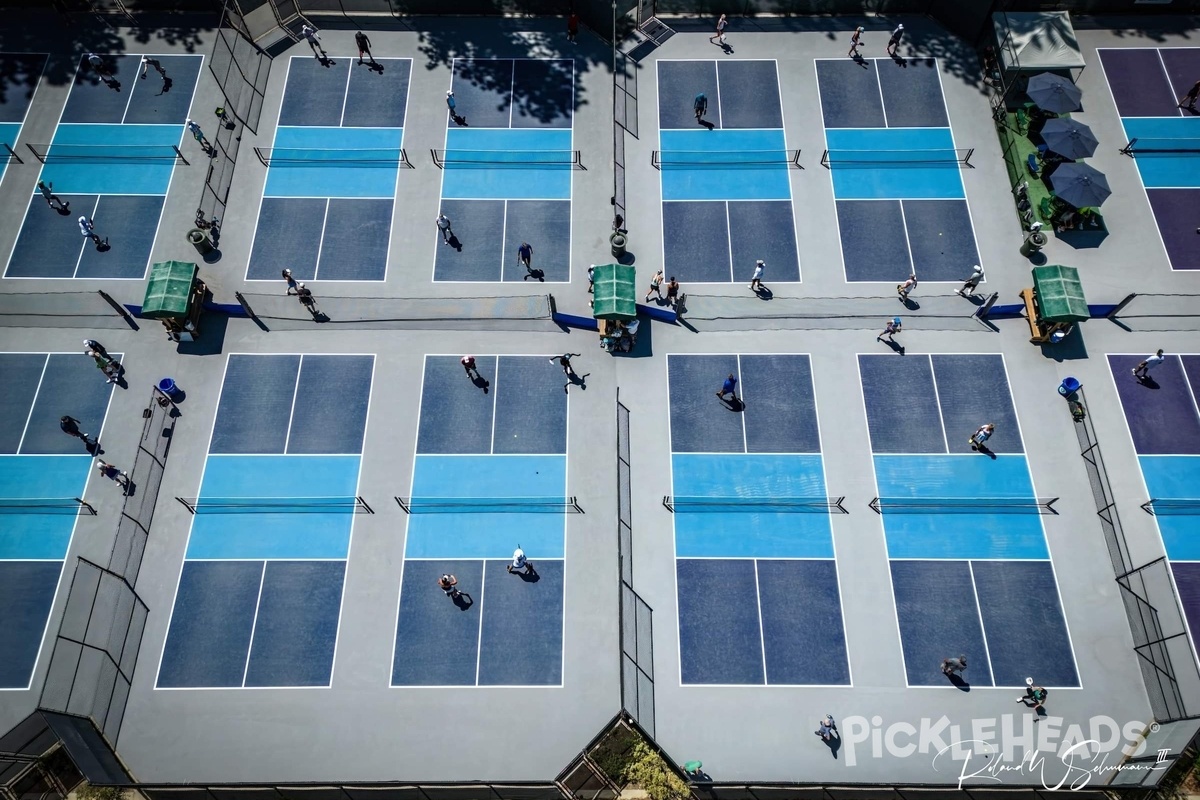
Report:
1,143,21,163
395,496,583,514
0,497,96,515
1142,498,1200,516
175,496,374,514
870,496,1059,515
821,147,974,168
254,147,413,168
1120,138,1200,157
662,495,848,513
430,149,584,170
26,142,189,164
651,149,802,169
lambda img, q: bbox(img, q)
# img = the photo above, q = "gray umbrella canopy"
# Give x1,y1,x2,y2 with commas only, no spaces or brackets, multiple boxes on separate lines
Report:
1040,117,1099,160
1027,72,1083,113
1050,162,1112,207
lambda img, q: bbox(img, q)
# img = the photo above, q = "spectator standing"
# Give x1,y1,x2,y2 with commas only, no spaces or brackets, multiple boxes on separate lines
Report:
508,546,535,575
749,259,764,291
878,316,902,343
95,459,130,489
355,31,375,65
645,269,664,302
957,265,984,296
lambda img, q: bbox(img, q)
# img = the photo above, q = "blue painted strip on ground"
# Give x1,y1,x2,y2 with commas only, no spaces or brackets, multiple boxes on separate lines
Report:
265,126,403,198
43,123,181,195
0,455,93,559
659,129,792,201
442,128,573,200
874,454,1048,560
1140,455,1200,560
1122,117,1200,188
671,453,834,558
826,127,964,200
405,455,566,559
186,455,361,560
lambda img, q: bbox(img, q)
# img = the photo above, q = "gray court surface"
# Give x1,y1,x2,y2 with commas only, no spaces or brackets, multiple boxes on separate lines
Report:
1,9,1199,791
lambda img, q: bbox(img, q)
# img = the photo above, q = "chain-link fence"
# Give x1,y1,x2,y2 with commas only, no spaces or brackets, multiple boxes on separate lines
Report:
616,397,654,739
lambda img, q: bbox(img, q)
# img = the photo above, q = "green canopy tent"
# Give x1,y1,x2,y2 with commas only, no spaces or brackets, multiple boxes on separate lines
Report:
1031,264,1088,323
141,260,198,319
591,263,637,321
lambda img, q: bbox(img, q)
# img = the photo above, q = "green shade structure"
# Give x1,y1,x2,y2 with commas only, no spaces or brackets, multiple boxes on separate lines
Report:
591,263,637,320
141,260,198,319
1031,264,1088,323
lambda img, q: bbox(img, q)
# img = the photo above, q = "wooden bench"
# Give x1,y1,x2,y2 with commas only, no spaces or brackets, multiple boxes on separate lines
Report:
1019,288,1046,343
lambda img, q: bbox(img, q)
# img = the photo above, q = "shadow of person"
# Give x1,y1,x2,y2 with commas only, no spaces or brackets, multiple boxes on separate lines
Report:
720,42,734,54
818,733,842,759
448,233,463,251
852,54,868,68
318,55,336,68
973,442,998,460
453,592,474,610
564,373,589,393
56,205,72,216
122,479,136,498
312,311,331,323
882,339,906,356
471,374,490,394
517,568,540,583
890,53,908,67
523,268,545,282
718,395,745,413
158,77,173,95
753,286,773,300
368,61,386,74
698,119,715,130
948,673,971,692
1136,375,1161,390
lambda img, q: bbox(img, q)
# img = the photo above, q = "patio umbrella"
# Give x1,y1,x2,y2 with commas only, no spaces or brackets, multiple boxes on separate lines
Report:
1049,162,1112,208
1027,72,1083,114
1040,118,1099,160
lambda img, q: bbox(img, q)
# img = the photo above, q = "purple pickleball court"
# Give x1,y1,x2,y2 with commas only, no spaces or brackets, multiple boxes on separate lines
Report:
1147,189,1200,271
1107,354,1200,455
1099,49,1179,117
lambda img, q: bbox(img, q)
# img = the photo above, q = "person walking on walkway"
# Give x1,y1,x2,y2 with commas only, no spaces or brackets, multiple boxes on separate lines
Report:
886,23,904,56
957,265,984,296
814,715,839,742
78,215,106,249
709,13,728,44
436,212,453,244
186,119,212,155
567,12,579,43
296,283,318,317
1018,678,1048,714
749,259,764,291
88,348,119,383
897,273,917,301
694,92,708,124
665,276,681,308
508,546,535,575
301,24,326,59
716,373,738,402
878,316,901,343
355,31,375,65
282,268,298,295
37,180,67,211
60,415,93,446
848,26,864,58
645,269,664,302
1133,349,1165,380
95,459,130,489
517,241,534,278
83,339,108,359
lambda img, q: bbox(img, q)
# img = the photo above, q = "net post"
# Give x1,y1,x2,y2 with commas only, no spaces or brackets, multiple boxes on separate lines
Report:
575,150,586,171
569,496,583,514
430,150,444,169
651,151,661,170
75,497,96,515
176,496,197,514
868,497,882,514
399,148,413,169
254,147,270,167
963,148,974,167
26,143,46,163
1042,497,1059,514
358,496,374,514
662,495,674,512
395,496,411,513
1120,138,1137,156
832,496,847,514
820,149,830,169
791,148,803,169
1143,499,1157,516
2,143,22,163
172,145,189,166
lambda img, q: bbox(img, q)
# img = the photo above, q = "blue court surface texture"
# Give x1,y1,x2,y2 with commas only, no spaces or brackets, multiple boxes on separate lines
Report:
0,54,46,182
157,354,373,688
1106,354,1200,651
434,59,575,284
858,354,1078,687
248,57,413,283
391,356,568,686
6,53,202,280
656,60,801,284
667,354,848,685
816,58,981,283
1097,47,1200,270
0,352,118,688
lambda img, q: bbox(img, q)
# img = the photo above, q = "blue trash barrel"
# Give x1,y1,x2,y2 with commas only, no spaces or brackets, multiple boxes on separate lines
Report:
158,378,180,400
1058,377,1081,396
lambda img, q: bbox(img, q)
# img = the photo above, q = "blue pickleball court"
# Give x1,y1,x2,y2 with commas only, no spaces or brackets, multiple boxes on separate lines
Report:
391,355,570,686
859,353,1078,687
667,354,849,685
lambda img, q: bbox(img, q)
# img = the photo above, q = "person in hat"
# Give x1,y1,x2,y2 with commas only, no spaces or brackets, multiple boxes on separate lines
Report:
446,90,459,123
848,26,865,58
887,23,904,55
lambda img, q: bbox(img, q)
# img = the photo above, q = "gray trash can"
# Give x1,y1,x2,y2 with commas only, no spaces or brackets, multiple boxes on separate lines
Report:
1020,231,1047,257
188,228,215,257
610,232,627,259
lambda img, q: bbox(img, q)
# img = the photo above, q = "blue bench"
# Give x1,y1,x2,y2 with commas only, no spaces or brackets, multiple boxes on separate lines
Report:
1026,153,1040,177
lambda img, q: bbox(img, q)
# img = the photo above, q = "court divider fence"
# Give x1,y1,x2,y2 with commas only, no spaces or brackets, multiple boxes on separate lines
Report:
1072,386,1200,723
0,290,137,329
